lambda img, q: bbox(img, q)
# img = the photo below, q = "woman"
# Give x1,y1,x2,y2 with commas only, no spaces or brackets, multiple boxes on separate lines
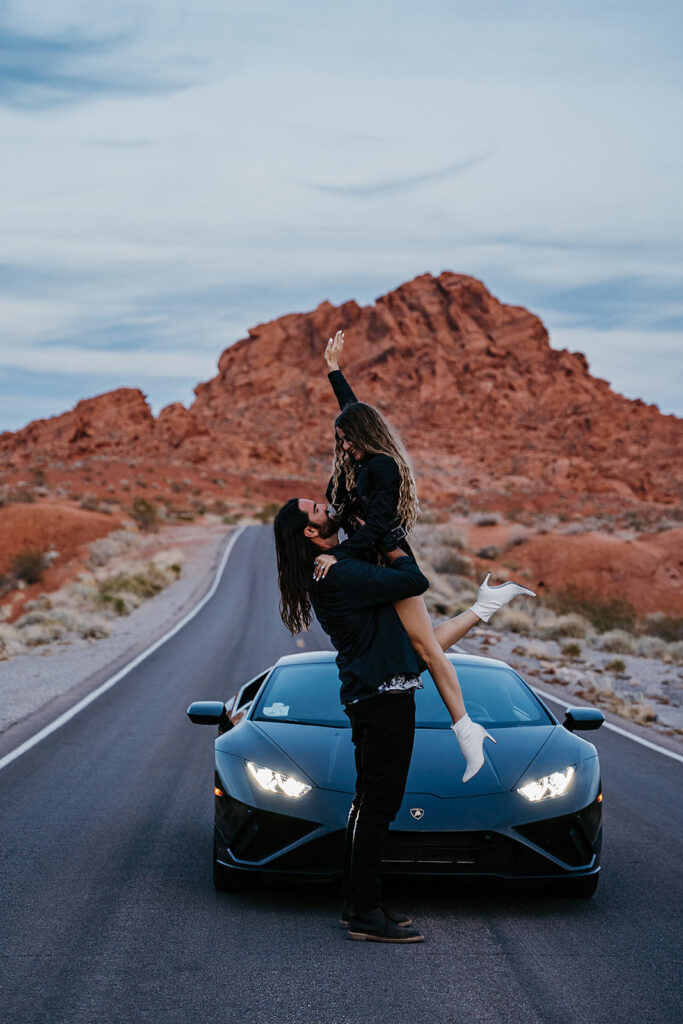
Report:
313,331,535,781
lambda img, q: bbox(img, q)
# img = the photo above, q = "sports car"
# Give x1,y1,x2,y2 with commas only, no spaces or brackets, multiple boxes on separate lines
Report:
188,650,604,898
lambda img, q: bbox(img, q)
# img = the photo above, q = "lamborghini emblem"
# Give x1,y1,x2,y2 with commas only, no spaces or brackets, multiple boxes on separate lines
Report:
410,807,425,820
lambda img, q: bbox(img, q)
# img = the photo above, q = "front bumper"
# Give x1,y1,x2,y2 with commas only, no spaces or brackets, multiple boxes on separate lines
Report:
213,779,602,882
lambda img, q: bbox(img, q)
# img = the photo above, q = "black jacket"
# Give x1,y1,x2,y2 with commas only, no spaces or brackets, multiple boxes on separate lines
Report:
325,369,409,561
310,555,429,704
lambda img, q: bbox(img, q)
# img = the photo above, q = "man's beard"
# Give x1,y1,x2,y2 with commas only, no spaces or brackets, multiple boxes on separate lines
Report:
316,517,337,540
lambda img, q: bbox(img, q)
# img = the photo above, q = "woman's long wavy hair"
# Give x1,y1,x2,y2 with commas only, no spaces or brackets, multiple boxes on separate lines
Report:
329,403,420,531
273,498,316,634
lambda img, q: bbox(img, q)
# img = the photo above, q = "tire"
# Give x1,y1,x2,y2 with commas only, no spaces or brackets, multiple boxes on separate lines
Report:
552,873,599,899
213,841,258,892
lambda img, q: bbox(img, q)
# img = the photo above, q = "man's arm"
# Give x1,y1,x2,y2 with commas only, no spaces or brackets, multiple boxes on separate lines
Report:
323,554,428,608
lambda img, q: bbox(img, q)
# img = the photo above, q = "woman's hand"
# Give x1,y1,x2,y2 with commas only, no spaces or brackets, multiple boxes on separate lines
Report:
313,553,338,581
324,330,345,371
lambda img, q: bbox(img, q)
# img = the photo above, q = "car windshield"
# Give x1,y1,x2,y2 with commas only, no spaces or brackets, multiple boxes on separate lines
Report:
252,660,553,729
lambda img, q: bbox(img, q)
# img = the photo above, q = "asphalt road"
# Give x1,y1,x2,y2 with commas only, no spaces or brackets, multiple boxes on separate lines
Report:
0,525,681,1024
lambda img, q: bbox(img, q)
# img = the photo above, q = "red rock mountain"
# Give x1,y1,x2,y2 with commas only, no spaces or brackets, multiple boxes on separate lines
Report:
1,271,681,513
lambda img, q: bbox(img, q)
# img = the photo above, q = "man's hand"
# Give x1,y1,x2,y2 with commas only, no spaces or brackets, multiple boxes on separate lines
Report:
313,553,338,581
325,330,345,371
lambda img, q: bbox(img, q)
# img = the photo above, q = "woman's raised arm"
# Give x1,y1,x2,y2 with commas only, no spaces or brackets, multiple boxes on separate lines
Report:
324,329,358,409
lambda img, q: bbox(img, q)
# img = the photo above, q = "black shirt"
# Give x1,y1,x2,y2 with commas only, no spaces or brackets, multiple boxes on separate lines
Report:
310,554,428,704
325,369,408,561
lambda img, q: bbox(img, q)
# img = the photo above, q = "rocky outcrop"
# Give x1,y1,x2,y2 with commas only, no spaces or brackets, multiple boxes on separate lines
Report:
0,272,680,511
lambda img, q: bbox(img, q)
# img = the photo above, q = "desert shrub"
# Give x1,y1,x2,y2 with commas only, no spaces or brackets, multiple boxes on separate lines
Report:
635,636,668,659
210,499,228,515
80,493,99,511
494,609,534,635
641,614,683,644
433,549,473,576
97,593,128,615
99,568,164,600
605,658,627,674
475,514,499,527
476,545,501,560
600,630,637,655
222,513,240,525
523,642,553,660
22,621,66,646
540,614,590,640
562,642,582,659
12,548,48,584
551,585,635,633
667,641,683,664
255,502,280,524
130,497,158,533
78,618,111,640
440,528,465,550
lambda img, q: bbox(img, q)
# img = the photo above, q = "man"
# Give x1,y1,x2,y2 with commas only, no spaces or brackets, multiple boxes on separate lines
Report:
273,497,529,943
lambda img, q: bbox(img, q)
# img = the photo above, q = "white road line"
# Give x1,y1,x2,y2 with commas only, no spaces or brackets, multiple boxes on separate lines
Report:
0,525,248,774
534,686,683,765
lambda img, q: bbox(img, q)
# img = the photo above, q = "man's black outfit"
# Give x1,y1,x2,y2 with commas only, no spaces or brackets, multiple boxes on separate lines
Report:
309,552,428,923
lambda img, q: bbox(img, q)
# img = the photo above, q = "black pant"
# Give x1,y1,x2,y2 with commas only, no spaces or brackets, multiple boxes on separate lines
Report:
342,691,416,913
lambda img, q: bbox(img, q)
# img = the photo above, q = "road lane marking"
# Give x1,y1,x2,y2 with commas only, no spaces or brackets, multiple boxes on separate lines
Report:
534,686,683,764
0,525,248,774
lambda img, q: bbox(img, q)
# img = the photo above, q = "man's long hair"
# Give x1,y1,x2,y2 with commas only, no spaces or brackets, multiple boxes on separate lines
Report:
273,498,316,634
329,402,420,531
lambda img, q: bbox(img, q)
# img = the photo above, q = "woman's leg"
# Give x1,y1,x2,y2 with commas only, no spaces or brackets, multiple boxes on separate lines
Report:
394,595,496,782
393,595,467,723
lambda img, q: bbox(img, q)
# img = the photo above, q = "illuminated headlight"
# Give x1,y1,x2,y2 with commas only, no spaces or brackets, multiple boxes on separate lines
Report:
517,765,575,802
245,761,311,798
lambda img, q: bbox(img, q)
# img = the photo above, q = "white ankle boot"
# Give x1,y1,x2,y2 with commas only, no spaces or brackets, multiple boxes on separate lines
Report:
452,714,496,782
470,572,536,623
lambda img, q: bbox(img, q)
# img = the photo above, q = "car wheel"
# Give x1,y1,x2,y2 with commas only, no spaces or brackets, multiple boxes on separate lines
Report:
213,841,258,892
552,873,599,899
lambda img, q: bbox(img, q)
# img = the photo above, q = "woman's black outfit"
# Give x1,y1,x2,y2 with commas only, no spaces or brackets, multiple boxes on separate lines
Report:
325,369,412,561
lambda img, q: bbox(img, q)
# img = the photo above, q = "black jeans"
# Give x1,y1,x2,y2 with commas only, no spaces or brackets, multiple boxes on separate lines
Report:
342,691,416,913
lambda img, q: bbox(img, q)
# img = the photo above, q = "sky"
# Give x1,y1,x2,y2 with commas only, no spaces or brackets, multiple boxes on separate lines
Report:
1,0,682,432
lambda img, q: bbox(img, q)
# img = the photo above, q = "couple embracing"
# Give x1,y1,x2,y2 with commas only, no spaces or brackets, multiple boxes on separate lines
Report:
273,332,534,942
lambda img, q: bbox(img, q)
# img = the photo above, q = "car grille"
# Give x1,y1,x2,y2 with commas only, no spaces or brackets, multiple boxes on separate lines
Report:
381,830,551,874
215,790,318,863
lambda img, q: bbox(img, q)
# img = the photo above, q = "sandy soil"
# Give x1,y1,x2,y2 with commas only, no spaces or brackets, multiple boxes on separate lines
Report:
0,522,232,736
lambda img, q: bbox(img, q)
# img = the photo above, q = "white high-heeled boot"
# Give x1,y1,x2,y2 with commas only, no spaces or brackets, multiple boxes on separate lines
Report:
470,572,536,623
452,714,496,782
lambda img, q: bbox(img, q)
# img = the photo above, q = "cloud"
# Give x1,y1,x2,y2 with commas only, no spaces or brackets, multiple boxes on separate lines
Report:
297,150,494,199
0,18,187,110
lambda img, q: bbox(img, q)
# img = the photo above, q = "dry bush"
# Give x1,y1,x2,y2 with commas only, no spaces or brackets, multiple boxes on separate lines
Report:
523,642,554,660
575,683,656,724
475,514,499,527
540,614,590,640
551,585,636,633
493,609,534,635
605,658,627,674
641,613,683,643
600,630,637,655
635,636,668,659
433,549,473,576
12,548,48,584
562,642,582,659
668,641,683,664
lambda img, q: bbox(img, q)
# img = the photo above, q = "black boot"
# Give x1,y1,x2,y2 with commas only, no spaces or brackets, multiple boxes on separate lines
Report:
347,907,423,943
340,901,412,929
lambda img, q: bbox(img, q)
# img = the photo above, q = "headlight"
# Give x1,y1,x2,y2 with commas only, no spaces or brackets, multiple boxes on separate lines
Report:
517,765,575,802
245,760,311,798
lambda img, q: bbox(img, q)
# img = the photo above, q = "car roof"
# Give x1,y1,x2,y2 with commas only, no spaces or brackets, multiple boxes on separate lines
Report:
273,649,513,671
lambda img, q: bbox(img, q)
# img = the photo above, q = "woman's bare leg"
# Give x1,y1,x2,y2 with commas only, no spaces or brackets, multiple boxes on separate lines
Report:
393,595,468,723
433,609,479,652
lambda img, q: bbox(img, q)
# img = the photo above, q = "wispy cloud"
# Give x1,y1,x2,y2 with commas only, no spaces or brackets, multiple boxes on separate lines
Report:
298,150,494,199
0,20,186,110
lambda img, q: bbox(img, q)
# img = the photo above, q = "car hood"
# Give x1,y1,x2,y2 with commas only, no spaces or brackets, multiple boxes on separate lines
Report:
253,721,561,797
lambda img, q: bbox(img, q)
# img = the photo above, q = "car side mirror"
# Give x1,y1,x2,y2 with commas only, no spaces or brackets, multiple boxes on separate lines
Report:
187,701,234,732
563,707,605,732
